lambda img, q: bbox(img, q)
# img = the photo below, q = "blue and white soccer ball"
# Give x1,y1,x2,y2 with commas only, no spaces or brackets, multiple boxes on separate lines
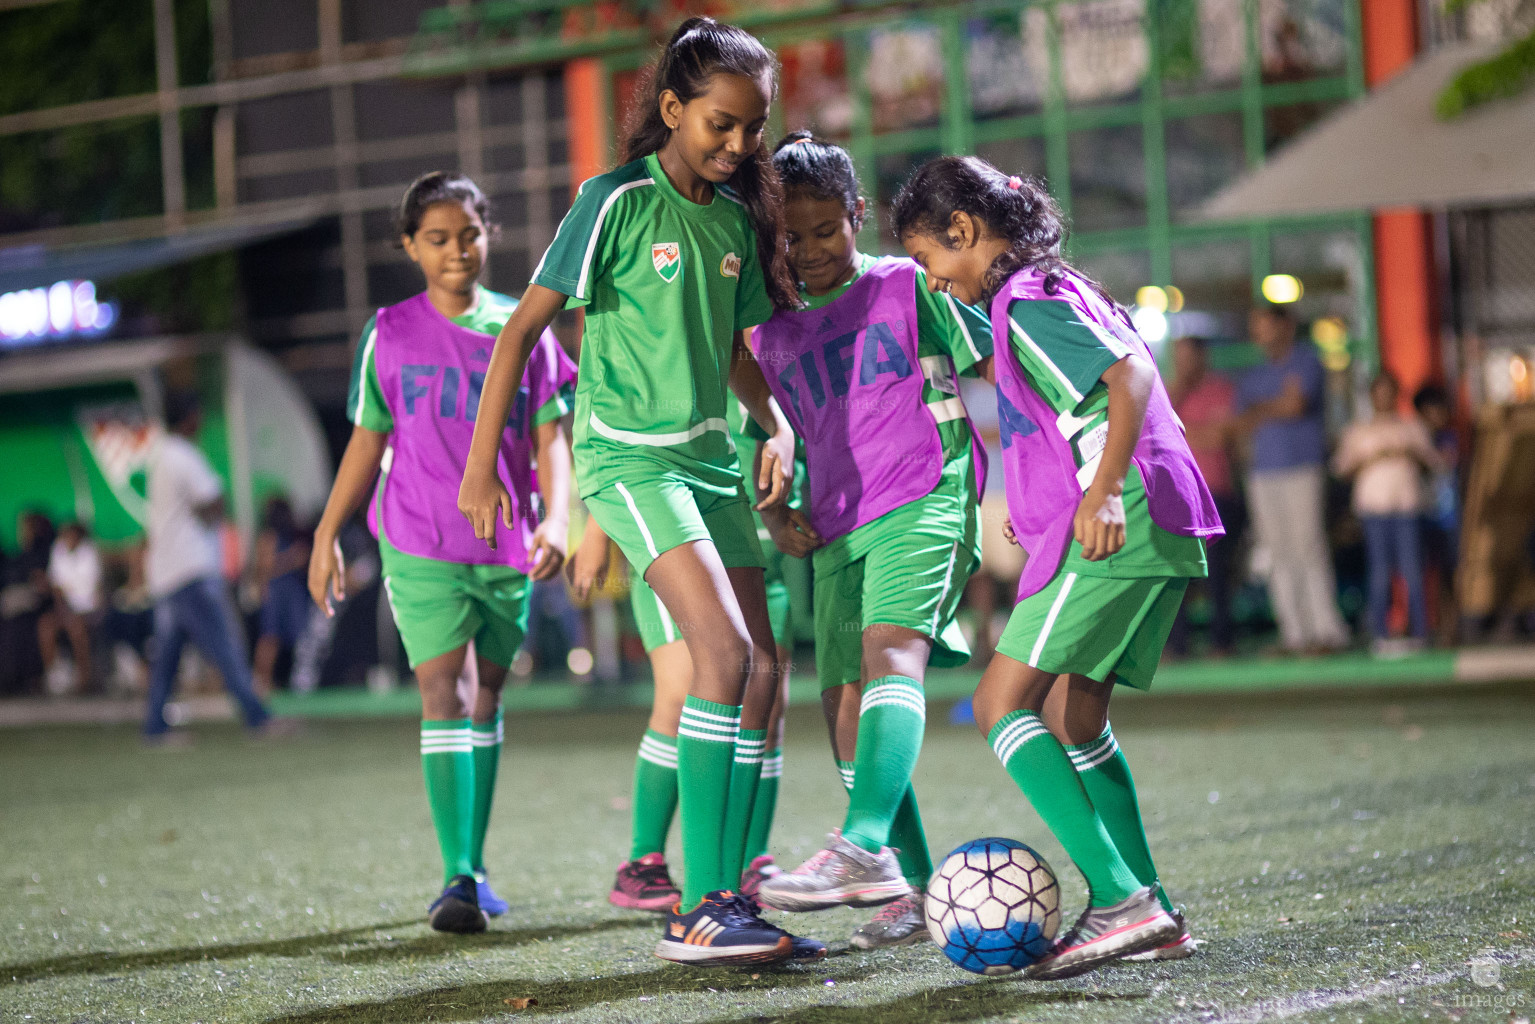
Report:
924,837,1061,975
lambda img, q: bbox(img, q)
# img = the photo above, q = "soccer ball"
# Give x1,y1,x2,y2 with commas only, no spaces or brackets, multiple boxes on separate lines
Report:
925,837,1061,975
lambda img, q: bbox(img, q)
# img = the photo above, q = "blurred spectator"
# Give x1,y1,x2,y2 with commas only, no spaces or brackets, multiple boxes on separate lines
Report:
1167,337,1244,657
101,540,154,695
142,390,274,742
40,520,102,693
1413,384,1461,638
1334,372,1441,654
251,496,314,696
0,511,55,694
959,377,1023,660
1237,303,1350,654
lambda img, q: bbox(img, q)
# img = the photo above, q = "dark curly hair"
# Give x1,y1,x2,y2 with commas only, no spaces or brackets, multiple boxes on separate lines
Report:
771,130,862,228
394,171,494,242
891,156,1075,305
621,17,798,310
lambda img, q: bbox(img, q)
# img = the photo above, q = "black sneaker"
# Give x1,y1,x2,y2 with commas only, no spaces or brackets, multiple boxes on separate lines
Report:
788,932,829,961
429,874,488,934
654,890,792,967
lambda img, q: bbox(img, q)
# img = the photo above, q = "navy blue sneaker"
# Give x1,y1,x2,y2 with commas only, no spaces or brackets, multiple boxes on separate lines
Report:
474,873,508,917
429,874,488,934
789,932,829,961
655,890,792,967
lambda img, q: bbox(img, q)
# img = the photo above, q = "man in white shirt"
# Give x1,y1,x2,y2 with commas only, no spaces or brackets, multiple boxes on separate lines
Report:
142,391,274,741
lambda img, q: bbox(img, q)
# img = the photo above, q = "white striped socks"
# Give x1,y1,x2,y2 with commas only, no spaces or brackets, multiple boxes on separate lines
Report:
989,709,1051,767
639,729,678,769
734,730,767,767
859,675,927,722
1066,725,1120,773
762,750,784,780
421,723,473,756
677,701,740,746
470,716,504,748
836,760,855,793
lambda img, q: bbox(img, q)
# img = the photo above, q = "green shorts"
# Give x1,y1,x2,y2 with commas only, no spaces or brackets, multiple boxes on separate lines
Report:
585,472,766,581
995,573,1189,690
630,567,792,653
813,528,974,691
382,553,532,670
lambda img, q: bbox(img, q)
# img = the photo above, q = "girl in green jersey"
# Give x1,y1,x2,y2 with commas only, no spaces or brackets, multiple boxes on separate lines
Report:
461,18,810,968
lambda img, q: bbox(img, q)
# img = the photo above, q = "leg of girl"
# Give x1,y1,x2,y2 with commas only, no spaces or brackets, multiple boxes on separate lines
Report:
1043,674,1196,962
740,642,790,894
417,643,489,935
645,541,793,966
610,632,689,912
460,646,512,917
973,658,1176,979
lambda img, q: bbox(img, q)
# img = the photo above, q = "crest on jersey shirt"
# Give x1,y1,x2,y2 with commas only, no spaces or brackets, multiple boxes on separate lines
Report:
652,242,681,282
720,252,741,278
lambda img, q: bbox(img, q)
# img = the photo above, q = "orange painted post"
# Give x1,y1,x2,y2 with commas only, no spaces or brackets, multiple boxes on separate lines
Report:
1361,0,1439,403
563,57,609,197
1361,0,1441,637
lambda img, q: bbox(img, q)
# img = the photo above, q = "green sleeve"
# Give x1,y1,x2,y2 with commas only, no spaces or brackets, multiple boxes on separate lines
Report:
1007,298,1130,405
531,177,621,307
914,269,993,375
531,383,574,428
734,227,776,330
345,315,392,433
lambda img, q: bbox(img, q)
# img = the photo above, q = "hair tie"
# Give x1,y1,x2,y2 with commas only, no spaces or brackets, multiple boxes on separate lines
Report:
791,137,815,146
1007,176,1023,190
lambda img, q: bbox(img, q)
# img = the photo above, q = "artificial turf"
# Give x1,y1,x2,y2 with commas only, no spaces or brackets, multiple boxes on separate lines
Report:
3,684,1533,1024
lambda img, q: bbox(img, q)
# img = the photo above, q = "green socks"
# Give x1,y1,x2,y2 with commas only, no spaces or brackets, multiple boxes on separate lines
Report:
745,746,782,863
988,710,1141,907
836,759,934,887
723,728,766,882
1067,724,1173,913
842,676,926,853
469,711,503,876
675,696,740,908
629,728,679,861
420,719,475,885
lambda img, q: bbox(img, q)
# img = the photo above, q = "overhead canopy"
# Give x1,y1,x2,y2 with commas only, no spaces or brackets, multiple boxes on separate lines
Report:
0,215,315,294
1199,43,1535,221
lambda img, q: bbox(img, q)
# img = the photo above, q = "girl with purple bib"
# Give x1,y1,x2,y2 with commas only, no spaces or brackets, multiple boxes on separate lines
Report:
750,134,993,951
308,173,576,935
893,157,1223,980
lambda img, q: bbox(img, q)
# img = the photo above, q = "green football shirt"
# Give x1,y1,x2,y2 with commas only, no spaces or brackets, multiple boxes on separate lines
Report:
345,285,571,570
1005,297,1205,579
533,151,776,498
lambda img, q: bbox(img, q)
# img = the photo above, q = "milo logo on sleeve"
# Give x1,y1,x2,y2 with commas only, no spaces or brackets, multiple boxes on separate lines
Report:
652,242,681,282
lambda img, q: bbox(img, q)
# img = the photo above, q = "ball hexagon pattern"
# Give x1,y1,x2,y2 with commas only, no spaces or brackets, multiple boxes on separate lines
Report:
924,837,1061,975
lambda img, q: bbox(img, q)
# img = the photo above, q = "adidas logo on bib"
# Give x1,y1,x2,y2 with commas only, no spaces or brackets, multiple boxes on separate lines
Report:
652,242,681,282
720,252,741,278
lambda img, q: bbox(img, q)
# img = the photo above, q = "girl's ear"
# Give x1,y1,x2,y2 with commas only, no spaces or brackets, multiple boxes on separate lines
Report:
401,234,420,264
658,88,684,132
948,210,981,249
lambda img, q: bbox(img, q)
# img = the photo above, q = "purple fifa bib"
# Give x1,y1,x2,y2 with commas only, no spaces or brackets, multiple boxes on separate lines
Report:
368,292,576,570
755,257,986,542
989,267,1223,602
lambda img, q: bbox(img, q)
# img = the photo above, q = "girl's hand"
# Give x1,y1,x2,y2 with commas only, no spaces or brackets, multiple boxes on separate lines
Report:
1002,516,1018,546
755,430,795,509
564,531,611,601
307,534,347,617
458,470,513,550
760,504,823,558
526,517,567,581
1073,484,1126,561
